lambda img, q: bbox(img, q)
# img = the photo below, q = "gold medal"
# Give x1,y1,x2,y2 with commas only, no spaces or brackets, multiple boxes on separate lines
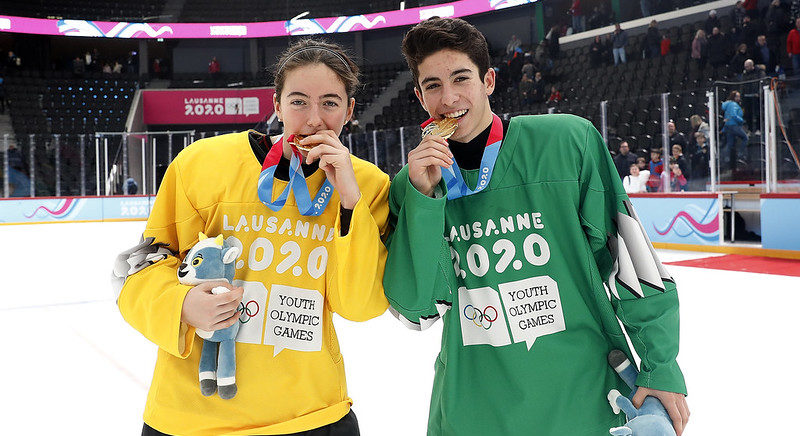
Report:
422,117,458,140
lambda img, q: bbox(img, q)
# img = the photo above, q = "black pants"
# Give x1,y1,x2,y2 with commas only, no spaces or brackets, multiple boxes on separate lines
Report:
142,410,360,436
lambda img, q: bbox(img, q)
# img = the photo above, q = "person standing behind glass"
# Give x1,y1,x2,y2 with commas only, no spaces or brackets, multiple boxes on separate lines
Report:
612,23,628,65
721,90,749,170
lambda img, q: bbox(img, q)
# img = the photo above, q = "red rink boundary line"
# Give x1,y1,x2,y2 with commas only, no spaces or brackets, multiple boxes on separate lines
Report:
665,254,800,277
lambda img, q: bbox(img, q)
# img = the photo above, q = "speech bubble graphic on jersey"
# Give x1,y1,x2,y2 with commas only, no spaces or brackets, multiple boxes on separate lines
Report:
498,276,565,350
264,285,323,356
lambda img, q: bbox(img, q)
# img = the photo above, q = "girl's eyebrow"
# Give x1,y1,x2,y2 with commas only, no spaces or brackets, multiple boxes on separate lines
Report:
286,91,342,101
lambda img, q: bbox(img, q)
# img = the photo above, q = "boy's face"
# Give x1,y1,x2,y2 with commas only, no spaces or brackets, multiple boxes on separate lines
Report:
414,49,495,143
651,152,660,161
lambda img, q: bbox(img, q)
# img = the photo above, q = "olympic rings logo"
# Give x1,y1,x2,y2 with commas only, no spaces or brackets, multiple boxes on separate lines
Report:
463,304,498,330
238,300,260,323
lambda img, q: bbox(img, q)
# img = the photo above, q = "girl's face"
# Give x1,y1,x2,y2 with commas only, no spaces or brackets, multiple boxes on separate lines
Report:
273,63,355,154
630,165,640,177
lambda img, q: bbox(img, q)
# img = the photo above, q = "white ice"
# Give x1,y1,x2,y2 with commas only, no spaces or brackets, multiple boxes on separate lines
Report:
1,221,797,435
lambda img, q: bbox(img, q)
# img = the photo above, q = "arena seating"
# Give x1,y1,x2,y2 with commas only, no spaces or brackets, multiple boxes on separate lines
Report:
371,13,768,156
180,0,451,23
5,71,137,138
3,0,167,21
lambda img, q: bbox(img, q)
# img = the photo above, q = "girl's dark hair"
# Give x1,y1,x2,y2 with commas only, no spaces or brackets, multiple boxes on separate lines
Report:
272,39,360,98
401,17,491,91
729,90,740,100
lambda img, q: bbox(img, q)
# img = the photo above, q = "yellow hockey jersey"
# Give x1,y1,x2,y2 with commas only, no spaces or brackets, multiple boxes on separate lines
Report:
114,131,390,435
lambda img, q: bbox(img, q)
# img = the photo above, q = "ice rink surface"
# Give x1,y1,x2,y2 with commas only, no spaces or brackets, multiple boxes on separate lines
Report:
1,220,798,435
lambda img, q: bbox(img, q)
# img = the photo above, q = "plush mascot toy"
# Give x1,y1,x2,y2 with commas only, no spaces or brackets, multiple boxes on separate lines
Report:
606,350,676,436
178,233,241,399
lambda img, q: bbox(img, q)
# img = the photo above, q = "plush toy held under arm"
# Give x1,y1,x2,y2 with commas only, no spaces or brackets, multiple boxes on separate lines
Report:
606,350,676,436
178,233,241,400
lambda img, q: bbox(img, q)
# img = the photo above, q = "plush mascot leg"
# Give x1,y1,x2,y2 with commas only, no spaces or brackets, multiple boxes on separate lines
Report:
199,339,218,396
217,339,237,399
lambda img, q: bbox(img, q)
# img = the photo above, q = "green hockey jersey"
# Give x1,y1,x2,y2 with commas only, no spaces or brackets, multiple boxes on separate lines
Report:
384,114,686,436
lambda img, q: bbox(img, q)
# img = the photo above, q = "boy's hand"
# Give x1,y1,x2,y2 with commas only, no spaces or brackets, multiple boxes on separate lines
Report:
407,134,453,197
632,387,690,436
181,282,243,331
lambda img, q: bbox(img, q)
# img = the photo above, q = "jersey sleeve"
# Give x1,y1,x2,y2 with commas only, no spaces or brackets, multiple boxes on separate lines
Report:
382,166,457,330
325,171,391,321
578,121,687,395
112,159,202,358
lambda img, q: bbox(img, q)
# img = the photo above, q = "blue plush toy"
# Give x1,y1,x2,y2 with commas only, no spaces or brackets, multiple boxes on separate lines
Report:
606,350,676,436
178,233,241,400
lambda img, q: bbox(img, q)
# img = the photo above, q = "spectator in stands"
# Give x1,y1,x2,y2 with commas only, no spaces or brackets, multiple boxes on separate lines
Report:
692,29,708,70
531,71,546,103
153,58,162,79
112,60,123,75
521,53,534,80
691,132,710,189
636,155,648,170
125,50,137,74
535,41,552,71
7,143,29,197
787,17,800,74
766,0,789,50
754,34,777,72
668,121,688,151
5,51,19,71
208,56,221,77
739,15,762,47
707,27,730,69
661,33,672,56
590,35,604,67
647,148,664,192
84,51,93,70
612,23,628,65
519,72,534,105
705,10,722,35
546,85,562,105
646,20,662,58
0,75,5,114
730,43,750,75
687,114,710,155
732,1,748,29
588,6,605,30
722,90,749,168
744,0,759,19
623,163,648,193
102,63,112,76
506,34,522,56
672,144,690,178
614,140,638,180
660,159,688,192
570,0,584,33
72,56,86,78
546,26,561,59
741,59,765,131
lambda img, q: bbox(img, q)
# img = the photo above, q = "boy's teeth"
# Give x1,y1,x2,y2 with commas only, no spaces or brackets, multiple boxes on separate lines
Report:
444,109,467,118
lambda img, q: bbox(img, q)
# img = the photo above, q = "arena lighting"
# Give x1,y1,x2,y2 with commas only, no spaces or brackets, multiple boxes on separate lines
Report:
0,0,538,39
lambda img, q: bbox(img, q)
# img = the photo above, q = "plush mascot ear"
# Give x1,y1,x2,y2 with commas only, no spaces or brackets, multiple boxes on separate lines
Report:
222,246,240,264
198,232,208,241
214,235,224,246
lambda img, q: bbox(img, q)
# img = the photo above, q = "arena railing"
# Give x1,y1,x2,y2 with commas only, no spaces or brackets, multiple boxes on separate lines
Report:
3,78,799,199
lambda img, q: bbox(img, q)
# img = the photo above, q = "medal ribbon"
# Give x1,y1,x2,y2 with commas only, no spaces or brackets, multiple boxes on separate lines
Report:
422,113,503,200
257,134,334,216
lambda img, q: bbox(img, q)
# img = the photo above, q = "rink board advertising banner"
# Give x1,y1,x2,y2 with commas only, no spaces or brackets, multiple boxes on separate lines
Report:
0,196,155,224
142,88,275,125
628,194,722,245
760,194,800,251
0,1,538,39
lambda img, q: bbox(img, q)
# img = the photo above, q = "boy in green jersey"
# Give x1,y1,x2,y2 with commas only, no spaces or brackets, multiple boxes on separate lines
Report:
383,18,689,436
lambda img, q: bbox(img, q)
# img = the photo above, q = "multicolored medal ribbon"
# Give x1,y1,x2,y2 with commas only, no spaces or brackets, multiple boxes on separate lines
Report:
257,134,334,216
421,113,503,200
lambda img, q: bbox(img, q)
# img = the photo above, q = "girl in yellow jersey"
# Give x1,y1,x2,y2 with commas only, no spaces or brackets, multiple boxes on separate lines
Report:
112,39,390,436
